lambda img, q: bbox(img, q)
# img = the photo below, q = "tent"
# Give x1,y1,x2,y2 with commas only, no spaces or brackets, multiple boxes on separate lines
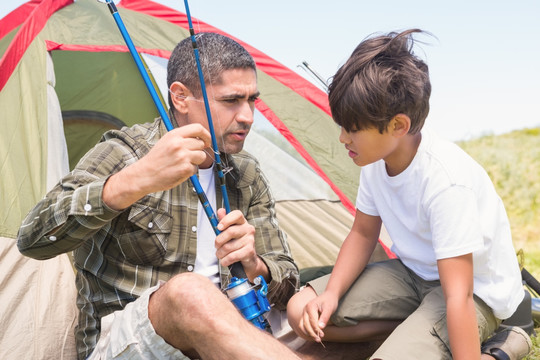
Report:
0,0,392,358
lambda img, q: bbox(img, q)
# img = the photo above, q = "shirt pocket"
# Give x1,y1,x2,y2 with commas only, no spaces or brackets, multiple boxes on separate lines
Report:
117,202,173,266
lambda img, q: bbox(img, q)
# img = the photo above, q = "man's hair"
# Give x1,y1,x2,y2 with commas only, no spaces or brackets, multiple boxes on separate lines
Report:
167,32,256,107
328,29,431,134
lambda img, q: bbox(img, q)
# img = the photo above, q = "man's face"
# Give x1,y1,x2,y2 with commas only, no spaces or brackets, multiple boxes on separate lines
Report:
186,68,259,155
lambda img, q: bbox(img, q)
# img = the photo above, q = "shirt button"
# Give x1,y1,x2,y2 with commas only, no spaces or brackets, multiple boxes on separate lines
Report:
49,236,57,241
148,222,154,229
191,226,197,232
187,265,194,271
84,204,92,211
192,187,196,192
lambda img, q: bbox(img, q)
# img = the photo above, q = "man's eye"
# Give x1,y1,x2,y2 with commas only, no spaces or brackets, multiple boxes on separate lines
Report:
248,96,259,102
223,98,238,104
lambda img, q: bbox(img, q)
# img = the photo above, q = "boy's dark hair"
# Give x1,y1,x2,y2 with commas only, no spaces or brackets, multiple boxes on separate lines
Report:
167,32,256,108
328,29,431,134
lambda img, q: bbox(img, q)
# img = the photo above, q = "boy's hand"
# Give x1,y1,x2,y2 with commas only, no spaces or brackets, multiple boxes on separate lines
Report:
299,291,338,342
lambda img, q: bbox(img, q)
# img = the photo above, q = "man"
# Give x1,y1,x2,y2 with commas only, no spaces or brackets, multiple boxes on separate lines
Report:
18,33,300,360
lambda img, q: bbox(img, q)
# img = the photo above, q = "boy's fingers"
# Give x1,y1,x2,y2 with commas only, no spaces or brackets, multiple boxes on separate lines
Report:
303,304,322,342
318,307,332,329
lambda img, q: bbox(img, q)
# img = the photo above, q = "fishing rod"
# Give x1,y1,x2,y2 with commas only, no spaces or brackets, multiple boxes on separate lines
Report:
182,0,272,332
103,0,246,278
105,0,271,331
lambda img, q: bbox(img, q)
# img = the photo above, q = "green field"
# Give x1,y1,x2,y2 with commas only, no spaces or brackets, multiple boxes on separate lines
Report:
458,127,540,359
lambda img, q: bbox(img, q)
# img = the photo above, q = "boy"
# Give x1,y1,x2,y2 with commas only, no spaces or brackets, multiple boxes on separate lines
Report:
287,29,531,360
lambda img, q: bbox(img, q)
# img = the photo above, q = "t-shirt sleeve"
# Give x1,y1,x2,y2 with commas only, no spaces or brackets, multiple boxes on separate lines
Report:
427,185,484,259
355,170,379,216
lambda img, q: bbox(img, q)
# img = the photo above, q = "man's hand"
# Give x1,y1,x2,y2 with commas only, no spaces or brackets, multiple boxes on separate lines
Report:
103,124,211,210
215,208,269,282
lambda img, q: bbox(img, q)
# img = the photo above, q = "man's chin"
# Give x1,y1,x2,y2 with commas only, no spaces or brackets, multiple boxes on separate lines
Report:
220,142,245,155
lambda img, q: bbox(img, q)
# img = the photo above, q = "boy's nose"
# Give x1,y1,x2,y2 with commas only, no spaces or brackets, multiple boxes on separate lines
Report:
339,127,350,144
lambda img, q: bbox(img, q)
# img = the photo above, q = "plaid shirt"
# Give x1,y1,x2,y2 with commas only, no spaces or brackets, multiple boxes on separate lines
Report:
18,118,299,360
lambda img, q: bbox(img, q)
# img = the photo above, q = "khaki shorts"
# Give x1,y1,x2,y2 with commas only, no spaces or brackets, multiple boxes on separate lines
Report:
308,259,500,360
88,282,189,360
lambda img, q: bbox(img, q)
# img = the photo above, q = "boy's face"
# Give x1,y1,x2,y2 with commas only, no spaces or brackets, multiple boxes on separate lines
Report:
339,126,398,167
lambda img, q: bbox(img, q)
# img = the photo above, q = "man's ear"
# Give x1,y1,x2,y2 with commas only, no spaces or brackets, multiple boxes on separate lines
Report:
390,114,411,137
169,81,191,114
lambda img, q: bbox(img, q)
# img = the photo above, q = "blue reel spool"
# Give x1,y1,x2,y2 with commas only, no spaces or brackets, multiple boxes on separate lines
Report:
224,275,271,332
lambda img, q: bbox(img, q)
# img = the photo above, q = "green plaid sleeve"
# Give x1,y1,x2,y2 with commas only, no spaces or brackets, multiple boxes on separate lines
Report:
17,140,131,259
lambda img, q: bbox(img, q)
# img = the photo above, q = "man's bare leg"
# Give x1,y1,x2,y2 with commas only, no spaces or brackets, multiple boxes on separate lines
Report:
149,272,300,360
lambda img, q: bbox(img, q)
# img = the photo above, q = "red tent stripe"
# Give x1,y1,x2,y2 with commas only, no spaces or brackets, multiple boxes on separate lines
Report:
117,0,349,208
0,0,39,40
113,1,406,261
1,0,396,260
45,40,172,58
255,98,355,214
0,0,73,92
118,0,331,117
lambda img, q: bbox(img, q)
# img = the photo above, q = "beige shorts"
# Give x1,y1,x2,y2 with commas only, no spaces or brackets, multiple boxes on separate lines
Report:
87,282,189,360
308,259,501,360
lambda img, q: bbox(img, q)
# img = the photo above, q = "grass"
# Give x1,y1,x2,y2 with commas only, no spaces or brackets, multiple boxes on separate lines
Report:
458,127,540,359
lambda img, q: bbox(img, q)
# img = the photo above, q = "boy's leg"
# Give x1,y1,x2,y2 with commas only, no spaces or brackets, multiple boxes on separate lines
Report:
371,286,500,360
288,259,421,342
287,285,401,342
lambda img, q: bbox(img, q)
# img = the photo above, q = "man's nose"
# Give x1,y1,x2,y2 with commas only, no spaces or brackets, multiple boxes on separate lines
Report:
236,101,254,124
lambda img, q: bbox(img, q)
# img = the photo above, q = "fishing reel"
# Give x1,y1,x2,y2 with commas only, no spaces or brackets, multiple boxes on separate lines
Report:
224,275,272,333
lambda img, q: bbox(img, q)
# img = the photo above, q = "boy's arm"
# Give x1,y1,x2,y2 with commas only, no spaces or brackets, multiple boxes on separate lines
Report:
325,210,381,299
438,253,480,360
302,210,381,339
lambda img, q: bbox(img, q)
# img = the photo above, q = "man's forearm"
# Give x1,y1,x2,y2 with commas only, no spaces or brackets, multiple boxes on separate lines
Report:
102,164,148,211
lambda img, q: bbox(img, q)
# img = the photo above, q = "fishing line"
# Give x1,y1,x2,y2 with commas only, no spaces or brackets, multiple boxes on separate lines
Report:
183,0,247,279
104,0,271,329
103,0,224,245
183,0,232,215
188,10,233,181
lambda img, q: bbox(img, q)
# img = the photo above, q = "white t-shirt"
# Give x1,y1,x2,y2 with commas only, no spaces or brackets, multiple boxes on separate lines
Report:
356,130,523,319
194,166,220,286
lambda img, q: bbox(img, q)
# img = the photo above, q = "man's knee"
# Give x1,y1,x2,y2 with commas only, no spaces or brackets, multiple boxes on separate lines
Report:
161,273,234,322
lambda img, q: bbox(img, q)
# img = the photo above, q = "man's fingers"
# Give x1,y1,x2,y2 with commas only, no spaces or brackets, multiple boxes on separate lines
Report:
216,209,244,231
172,123,211,147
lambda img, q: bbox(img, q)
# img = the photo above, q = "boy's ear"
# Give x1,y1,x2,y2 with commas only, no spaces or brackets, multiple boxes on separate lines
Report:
169,81,191,114
390,114,411,137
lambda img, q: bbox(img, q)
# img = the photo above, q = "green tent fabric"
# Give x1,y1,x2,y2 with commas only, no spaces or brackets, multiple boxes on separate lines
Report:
0,0,392,357
1,0,394,264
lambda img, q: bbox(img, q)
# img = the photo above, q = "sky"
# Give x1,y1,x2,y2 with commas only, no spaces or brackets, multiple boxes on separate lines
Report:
1,0,539,141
